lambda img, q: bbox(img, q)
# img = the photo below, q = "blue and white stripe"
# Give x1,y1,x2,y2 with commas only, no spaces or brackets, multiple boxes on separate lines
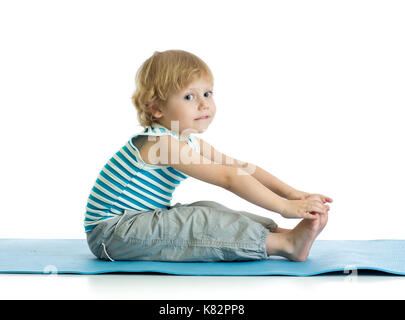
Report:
84,123,200,233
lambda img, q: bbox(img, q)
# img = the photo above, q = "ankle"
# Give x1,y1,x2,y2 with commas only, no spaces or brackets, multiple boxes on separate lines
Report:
266,232,294,258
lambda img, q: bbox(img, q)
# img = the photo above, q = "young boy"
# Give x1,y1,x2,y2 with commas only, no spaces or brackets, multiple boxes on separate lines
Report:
85,50,333,262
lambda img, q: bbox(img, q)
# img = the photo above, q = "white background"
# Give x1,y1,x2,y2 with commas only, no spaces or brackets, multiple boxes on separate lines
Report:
1,0,404,300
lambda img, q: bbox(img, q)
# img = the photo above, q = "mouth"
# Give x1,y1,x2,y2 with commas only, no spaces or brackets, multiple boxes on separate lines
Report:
195,115,210,120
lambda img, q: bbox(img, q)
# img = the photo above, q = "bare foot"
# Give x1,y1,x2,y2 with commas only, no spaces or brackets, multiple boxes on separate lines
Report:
284,212,328,262
317,211,328,235
265,210,329,261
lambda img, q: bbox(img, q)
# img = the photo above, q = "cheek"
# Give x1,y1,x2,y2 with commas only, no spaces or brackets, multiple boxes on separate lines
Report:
173,106,187,117
176,108,194,122
211,104,217,115
184,107,196,117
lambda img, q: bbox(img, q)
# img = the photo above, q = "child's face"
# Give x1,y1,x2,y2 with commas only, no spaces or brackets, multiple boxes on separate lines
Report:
155,77,216,136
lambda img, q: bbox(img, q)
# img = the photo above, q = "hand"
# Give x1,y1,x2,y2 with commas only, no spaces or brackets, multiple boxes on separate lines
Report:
280,199,327,220
291,190,333,203
300,194,330,213
300,193,333,212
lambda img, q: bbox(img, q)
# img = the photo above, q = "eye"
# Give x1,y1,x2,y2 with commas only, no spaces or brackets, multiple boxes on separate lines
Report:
184,94,193,101
204,91,213,98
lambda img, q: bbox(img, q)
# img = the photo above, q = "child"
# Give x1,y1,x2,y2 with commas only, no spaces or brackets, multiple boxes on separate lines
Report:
85,50,333,262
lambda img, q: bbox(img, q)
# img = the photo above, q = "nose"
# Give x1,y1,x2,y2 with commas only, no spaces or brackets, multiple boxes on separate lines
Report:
198,99,209,110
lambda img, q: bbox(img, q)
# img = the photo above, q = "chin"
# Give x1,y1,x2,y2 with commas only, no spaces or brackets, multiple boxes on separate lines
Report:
197,126,209,134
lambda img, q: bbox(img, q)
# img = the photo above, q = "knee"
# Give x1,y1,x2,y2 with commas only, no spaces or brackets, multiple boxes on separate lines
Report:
189,200,225,209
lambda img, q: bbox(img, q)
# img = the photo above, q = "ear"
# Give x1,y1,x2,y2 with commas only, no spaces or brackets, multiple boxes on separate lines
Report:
149,103,163,119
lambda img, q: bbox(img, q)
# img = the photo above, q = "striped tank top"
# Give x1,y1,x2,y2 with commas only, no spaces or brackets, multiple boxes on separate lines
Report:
84,122,200,234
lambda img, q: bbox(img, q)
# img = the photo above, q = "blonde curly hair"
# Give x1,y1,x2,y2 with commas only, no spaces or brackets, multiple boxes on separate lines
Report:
131,50,214,128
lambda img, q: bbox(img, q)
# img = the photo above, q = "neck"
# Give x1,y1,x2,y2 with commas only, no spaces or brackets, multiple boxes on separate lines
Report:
152,121,191,141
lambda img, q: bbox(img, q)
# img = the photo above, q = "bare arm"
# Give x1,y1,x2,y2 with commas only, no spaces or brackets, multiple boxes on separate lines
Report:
196,137,304,200
143,136,324,219
225,166,288,214
240,164,306,200
159,136,287,214
224,165,326,218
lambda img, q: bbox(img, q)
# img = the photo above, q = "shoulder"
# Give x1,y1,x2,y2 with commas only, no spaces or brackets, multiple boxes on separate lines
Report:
138,135,187,166
138,135,169,166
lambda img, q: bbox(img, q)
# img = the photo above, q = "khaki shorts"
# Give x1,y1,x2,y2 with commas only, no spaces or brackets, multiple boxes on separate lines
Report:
86,200,277,262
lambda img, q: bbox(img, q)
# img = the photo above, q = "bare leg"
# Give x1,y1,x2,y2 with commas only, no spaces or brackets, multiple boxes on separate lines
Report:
265,212,328,262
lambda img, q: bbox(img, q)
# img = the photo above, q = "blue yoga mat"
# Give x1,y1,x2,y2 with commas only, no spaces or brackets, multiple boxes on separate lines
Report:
0,239,404,276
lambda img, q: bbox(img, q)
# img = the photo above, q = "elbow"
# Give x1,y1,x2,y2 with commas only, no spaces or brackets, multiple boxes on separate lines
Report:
223,165,254,191
223,167,236,191
224,174,232,191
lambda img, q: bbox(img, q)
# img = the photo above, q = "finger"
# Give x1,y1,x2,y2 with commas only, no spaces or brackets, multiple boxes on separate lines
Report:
305,201,317,212
311,194,330,204
314,208,326,214
316,195,327,204
322,195,333,203
310,200,326,213
303,212,317,220
308,194,322,202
